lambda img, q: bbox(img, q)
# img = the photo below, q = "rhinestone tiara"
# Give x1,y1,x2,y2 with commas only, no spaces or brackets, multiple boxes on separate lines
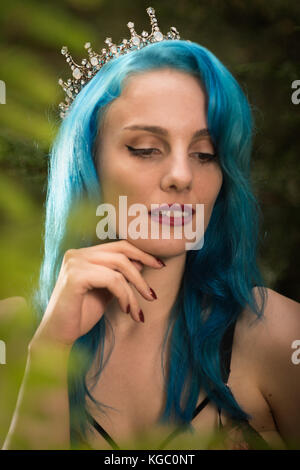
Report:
58,6,181,119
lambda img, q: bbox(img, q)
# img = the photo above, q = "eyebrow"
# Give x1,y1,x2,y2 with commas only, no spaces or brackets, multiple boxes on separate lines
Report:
122,125,211,139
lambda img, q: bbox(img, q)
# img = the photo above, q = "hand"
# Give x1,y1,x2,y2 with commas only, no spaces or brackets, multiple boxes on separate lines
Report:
29,240,165,348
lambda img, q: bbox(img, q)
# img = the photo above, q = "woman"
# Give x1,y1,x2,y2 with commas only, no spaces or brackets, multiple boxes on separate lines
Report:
3,29,300,450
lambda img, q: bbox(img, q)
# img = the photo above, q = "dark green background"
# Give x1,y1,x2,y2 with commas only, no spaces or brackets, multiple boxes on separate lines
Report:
0,0,299,302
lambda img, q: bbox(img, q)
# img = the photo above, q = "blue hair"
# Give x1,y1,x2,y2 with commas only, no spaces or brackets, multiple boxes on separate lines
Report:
32,39,268,447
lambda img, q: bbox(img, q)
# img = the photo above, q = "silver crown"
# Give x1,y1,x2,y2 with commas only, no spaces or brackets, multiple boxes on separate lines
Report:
58,6,181,119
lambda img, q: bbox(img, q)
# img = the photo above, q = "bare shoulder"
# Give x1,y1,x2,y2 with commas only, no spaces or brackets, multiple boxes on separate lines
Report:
237,287,300,351
236,287,300,446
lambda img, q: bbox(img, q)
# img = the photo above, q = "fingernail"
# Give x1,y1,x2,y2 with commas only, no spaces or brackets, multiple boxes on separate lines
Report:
149,287,157,299
139,310,144,323
126,304,130,314
155,257,166,267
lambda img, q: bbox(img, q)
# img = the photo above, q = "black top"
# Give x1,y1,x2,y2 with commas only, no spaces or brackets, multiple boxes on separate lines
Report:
79,319,273,450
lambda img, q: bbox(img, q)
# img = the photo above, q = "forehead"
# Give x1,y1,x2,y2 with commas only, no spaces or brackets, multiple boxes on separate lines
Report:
102,69,207,135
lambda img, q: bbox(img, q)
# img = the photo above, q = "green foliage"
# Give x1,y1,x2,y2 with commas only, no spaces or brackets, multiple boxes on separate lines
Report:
0,0,299,450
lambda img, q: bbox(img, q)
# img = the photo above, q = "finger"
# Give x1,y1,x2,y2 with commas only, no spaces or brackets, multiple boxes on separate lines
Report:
130,260,144,272
125,281,144,323
87,252,157,302
91,240,166,269
80,264,142,323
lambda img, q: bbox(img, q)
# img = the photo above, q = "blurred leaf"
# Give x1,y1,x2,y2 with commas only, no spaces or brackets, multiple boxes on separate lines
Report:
0,0,99,51
65,0,105,11
0,46,59,107
0,99,55,144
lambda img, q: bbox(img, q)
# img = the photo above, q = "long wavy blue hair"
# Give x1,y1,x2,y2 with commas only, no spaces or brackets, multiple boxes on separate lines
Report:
32,39,268,448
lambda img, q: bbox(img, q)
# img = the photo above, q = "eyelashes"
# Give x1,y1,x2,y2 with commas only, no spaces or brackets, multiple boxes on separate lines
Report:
126,145,158,157
125,145,218,162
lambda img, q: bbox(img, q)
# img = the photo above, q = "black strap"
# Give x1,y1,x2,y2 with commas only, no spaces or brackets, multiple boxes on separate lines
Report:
217,320,237,430
86,396,211,451
157,396,210,450
219,320,237,384
192,395,210,419
86,410,120,450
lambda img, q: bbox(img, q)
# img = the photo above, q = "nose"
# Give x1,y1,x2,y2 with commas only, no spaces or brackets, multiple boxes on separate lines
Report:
160,153,193,192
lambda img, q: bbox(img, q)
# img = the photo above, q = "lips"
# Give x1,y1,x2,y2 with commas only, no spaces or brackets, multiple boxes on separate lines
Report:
148,203,195,217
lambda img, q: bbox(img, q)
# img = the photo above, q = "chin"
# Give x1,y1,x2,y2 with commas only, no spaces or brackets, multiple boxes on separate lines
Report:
123,236,194,258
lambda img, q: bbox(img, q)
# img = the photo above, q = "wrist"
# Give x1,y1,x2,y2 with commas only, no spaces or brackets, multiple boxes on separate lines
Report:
28,331,73,357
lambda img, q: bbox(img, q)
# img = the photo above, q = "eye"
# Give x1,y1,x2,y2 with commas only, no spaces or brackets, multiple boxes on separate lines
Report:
126,145,218,162
192,152,218,162
126,145,159,158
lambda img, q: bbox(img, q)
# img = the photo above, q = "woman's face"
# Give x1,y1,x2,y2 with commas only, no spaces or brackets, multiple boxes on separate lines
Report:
95,68,223,257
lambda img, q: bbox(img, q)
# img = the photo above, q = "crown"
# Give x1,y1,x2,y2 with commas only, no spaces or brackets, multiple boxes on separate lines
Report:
58,6,181,119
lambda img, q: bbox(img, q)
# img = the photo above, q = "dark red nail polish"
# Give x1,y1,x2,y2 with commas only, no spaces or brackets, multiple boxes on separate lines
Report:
155,257,166,267
149,287,157,299
126,304,130,314
139,310,144,322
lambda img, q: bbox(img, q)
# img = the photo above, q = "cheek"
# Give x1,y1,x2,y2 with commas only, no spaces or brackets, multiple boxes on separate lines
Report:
196,166,223,205
98,155,146,203
196,167,223,227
